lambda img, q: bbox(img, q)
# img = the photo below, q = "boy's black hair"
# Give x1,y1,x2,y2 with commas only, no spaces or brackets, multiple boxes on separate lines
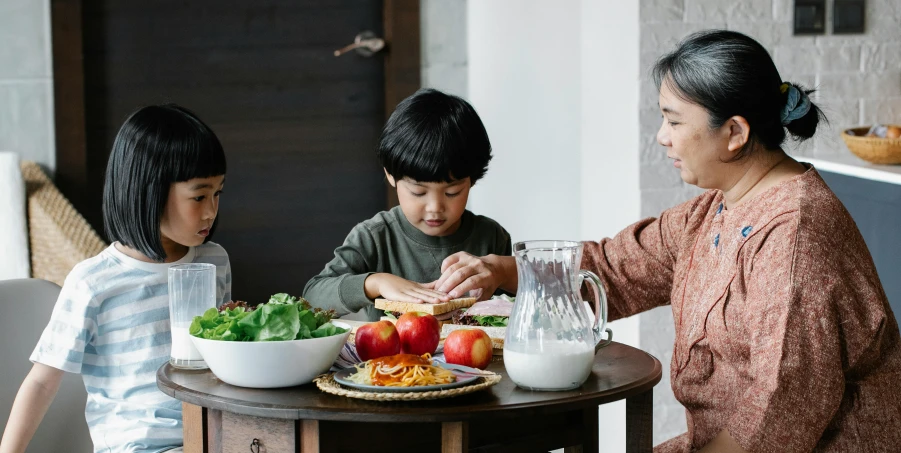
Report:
377,88,492,184
103,104,226,262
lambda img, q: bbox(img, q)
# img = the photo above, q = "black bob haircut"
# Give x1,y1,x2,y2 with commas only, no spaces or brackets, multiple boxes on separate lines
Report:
652,30,825,160
103,104,226,262
377,88,492,184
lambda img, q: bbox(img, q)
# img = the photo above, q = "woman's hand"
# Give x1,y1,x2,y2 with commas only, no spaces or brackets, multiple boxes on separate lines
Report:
432,253,518,300
364,273,451,304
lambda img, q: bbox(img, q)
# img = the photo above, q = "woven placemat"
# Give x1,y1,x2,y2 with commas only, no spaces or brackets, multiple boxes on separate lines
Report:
314,372,502,401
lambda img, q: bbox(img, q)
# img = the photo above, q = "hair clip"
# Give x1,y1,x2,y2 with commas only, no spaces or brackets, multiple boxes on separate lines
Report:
780,84,811,125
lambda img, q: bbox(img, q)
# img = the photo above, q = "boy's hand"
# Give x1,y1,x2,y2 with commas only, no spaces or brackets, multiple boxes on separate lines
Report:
364,273,451,304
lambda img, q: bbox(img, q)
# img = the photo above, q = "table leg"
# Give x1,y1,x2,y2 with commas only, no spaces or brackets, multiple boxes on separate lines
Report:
562,405,599,453
441,421,469,453
298,420,320,453
182,403,207,453
626,389,653,453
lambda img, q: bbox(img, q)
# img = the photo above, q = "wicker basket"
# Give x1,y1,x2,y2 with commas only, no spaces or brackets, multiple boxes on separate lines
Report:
841,126,901,165
21,161,107,286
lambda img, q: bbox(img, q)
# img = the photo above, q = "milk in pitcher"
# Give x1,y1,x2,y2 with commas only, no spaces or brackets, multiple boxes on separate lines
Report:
504,341,595,391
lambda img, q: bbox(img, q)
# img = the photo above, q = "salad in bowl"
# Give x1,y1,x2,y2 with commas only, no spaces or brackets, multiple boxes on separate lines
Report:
189,293,350,388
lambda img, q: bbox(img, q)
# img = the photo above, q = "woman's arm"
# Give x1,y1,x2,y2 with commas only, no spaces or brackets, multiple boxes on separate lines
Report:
0,363,65,453
435,195,701,315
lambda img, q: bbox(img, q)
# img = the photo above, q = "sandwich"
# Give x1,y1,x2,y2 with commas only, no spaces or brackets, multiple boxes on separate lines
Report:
441,296,514,353
450,295,513,328
375,297,477,325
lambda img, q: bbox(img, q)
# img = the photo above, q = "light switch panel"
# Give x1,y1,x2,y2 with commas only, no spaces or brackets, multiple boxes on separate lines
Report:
794,0,827,35
834,0,865,34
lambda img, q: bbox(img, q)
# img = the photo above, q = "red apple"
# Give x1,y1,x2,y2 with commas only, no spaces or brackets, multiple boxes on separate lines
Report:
444,329,493,369
395,312,440,356
355,321,400,361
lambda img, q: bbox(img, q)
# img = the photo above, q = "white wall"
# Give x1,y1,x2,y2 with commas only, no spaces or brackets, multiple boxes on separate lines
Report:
466,0,640,255
0,0,55,171
467,1,583,242
421,0,469,98
467,1,641,451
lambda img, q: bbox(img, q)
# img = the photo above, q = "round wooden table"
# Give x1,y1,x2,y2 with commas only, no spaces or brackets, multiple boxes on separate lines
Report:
157,341,661,453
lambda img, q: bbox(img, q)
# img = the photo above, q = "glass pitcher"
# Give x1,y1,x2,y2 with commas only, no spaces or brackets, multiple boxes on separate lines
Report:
504,240,613,391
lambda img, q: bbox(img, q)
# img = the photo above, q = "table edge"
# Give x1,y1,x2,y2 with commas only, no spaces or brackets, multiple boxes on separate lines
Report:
157,343,663,422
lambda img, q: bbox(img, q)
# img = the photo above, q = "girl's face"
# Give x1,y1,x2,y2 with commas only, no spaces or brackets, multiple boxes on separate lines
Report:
657,80,739,189
386,171,471,237
160,175,225,249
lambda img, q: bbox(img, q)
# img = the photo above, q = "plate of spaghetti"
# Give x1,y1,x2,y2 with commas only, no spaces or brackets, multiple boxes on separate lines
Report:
334,353,479,392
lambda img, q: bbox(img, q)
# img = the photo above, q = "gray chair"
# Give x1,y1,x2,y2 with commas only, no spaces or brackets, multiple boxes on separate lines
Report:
0,278,92,452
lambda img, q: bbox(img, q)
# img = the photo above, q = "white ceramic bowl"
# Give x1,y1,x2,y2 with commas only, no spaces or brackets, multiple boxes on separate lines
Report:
190,321,350,388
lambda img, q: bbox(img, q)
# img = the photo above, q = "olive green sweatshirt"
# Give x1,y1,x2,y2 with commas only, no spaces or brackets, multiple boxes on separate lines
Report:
303,206,512,321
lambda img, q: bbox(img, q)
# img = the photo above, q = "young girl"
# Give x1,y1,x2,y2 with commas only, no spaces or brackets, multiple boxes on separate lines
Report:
0,104,230,453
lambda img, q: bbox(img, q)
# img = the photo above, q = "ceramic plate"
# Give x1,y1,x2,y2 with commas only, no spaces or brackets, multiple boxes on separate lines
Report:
333,361,483,393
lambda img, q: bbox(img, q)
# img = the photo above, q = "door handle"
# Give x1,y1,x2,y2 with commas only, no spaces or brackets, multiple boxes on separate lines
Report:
333,30,385,57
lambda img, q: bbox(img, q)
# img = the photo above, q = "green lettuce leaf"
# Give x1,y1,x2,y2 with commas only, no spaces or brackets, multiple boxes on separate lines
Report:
238,302,300,341
189,293,347,342
473,315,508,327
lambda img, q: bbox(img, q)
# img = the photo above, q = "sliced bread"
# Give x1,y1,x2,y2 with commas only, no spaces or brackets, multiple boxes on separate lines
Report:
374,297,477,316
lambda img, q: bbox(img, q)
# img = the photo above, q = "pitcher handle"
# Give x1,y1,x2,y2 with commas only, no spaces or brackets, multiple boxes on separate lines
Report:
579,270,613,353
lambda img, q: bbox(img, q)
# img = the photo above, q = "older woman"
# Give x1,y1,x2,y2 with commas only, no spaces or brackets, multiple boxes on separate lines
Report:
432,30,901,452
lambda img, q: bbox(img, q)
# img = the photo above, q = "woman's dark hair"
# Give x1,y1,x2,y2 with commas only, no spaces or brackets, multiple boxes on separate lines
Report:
652,30,826,160
378,88,492,184
103,104,226,262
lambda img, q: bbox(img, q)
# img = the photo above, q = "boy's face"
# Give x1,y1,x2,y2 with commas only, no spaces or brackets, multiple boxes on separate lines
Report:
386,170,471,237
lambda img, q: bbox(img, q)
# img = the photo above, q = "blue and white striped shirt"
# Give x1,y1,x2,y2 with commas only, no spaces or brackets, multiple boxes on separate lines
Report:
31,243,231,453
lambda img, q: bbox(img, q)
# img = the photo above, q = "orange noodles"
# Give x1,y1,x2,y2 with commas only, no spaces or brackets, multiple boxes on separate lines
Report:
347,353,456,387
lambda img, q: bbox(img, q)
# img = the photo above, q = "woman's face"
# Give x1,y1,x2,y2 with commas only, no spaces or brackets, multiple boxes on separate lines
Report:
657,80,736,189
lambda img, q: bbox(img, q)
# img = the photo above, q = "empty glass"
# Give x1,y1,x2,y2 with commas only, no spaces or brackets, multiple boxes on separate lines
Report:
504,241,613,391
168,263,216,369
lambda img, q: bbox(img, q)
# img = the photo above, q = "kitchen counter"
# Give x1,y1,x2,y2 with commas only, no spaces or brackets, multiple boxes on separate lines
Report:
801,154,901,185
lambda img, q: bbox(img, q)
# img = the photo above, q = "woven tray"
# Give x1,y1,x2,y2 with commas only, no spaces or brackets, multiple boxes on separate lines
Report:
842,126,901,164
314,372,502,401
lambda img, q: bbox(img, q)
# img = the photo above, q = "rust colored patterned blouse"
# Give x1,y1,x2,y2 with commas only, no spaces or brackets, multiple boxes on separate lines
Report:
582,167,901,452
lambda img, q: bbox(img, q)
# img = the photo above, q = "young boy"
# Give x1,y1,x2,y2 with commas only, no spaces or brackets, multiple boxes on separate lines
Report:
304,88,512,321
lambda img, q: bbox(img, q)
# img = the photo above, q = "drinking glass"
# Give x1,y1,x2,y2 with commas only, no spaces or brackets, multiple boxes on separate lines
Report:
168,263,216,369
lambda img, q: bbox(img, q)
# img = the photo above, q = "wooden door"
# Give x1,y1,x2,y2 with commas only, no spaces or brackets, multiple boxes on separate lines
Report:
52,0,419,301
